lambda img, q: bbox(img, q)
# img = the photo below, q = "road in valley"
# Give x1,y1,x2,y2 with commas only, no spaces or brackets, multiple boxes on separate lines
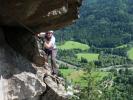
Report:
56,60,77,68
57,60,133,71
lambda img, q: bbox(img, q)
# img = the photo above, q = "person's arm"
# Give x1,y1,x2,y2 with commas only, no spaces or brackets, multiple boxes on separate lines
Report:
44,36,55,49
44,40,53,49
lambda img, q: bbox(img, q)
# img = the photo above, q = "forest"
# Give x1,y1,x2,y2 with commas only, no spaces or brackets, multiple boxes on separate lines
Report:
56,0,133,48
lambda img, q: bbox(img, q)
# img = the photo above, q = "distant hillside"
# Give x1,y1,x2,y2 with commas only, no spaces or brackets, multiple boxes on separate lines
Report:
55,0,133,48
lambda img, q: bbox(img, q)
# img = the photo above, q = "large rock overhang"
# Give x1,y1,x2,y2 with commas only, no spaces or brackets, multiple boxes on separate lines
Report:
0,0,82,32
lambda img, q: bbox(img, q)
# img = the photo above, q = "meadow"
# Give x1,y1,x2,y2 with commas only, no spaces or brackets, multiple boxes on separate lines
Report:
57,41,90,50
76,53,99,61
127,47,133,60
59,69,109,87
116,44,127,48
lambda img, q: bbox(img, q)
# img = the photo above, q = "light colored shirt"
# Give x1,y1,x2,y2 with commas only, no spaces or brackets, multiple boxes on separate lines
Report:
49,35,56,49
45,35,56,49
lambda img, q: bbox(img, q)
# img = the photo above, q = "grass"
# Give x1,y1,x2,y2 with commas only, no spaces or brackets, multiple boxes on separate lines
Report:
67,70,87,86
76,53,99,61
91,71,109,81
59,69,109,87
116,44,127,48
59,69,75,77
127,47,133,60
57,41,90,50
60,69,87,87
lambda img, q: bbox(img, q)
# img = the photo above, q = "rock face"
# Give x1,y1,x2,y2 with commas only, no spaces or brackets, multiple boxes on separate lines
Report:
0,29,67,99
0,0,82,100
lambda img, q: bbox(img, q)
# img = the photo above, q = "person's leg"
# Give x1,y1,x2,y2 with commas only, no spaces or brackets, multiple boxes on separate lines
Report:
44,49,50,63
44,49,51,70
51,49,58,75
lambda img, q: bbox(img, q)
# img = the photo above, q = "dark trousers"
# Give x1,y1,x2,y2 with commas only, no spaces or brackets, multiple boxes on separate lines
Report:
44,49,58,74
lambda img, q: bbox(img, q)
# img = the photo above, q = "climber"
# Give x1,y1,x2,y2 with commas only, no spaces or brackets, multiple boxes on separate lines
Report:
44,30,58,75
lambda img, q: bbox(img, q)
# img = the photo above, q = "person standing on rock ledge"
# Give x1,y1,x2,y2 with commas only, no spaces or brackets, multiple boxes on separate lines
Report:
44,30,58,75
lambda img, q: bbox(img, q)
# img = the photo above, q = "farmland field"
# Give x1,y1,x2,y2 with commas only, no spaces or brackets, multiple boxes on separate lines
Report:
59,69,109,87
127,47,133,60
57,41,90,50
116,44,127,48
76,53,99,61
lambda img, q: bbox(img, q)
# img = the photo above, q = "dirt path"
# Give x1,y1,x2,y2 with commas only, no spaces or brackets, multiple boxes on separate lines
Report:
56,60,77,68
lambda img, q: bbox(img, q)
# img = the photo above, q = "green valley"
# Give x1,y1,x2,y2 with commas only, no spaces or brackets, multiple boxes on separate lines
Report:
56,0,133,99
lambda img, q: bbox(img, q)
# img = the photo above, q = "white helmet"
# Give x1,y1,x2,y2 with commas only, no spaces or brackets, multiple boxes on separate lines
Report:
48,30,54,33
